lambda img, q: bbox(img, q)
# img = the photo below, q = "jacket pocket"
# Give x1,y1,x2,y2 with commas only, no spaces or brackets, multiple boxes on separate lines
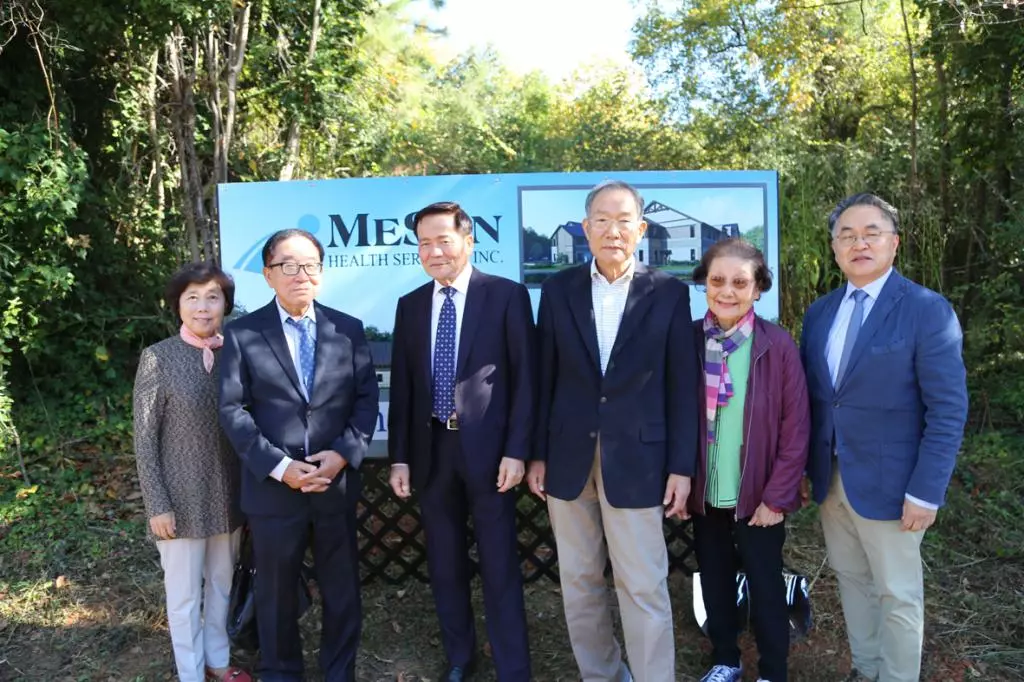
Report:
870,339,907,354
639,423,666,443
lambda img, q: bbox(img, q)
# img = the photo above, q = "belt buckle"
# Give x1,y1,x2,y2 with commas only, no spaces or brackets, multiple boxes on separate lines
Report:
445,416,459,431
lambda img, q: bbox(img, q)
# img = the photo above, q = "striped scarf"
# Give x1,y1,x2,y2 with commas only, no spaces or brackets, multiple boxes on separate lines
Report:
703,308,755,443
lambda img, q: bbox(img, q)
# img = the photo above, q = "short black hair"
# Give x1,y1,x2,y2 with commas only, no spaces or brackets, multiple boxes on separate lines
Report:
692,238,773,293
412,202,473,238
165,262,235,320
828,193,900,236
261,229,325,266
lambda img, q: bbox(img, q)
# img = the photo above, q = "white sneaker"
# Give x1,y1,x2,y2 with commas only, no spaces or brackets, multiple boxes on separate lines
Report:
700,665,743,682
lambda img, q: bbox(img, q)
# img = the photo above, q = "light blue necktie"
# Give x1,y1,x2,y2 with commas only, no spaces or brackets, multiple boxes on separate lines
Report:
835,289,867,387
432,287,457,419
286,317,316,397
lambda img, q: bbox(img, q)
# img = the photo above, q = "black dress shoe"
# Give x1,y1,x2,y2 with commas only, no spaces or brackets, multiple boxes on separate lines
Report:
441,658,476,682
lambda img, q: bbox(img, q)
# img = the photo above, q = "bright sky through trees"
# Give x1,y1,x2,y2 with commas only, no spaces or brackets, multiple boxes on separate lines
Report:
413,0,639,81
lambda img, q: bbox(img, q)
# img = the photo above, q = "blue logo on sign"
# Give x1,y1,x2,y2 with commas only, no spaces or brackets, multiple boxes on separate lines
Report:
233,214,322,273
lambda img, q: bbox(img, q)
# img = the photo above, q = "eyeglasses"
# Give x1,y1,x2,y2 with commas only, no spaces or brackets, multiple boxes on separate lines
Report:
589,218,640,233
833,231,896,248
268,261,324,276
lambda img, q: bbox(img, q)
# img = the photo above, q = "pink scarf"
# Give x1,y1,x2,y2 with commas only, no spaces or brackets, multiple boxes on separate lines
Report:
179,323,223,373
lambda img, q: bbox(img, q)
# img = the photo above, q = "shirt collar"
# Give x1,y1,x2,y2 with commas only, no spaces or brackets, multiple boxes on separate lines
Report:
590,258,636,285
433,264,474,296
276,299,316,324
846,267,893,302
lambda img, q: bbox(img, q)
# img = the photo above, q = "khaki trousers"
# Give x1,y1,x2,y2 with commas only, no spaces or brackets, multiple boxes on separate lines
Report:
547,447,675,682
820,468,925,682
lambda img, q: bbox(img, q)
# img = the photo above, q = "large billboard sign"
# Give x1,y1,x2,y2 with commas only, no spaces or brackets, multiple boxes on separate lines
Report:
218,170,780,447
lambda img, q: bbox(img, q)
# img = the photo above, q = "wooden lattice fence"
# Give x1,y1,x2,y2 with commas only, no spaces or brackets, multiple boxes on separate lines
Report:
355,461,697,585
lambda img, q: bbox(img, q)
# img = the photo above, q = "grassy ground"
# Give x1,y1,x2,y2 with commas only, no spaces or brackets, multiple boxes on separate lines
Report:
1,431,1022,681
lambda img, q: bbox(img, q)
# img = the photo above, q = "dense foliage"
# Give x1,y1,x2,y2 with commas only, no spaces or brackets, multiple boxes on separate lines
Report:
1,0,1021,466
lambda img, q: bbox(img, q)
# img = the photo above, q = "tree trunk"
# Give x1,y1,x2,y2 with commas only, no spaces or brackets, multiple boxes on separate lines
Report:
899,0,918,269
147,48,165,218
166,30,202,262
279,0,323,181
935,47,950,292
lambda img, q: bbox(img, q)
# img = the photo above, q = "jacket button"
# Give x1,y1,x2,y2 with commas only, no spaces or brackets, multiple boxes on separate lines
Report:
589,431,597,438
833,402,840,408
600,396,607,404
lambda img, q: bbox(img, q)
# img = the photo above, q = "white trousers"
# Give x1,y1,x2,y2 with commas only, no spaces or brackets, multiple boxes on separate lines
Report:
156,529,241,682
547,447,675,682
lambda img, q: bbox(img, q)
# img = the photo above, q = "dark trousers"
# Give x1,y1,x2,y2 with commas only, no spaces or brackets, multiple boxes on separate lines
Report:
417,423,531,681
248,474,362,682
693,506,789,682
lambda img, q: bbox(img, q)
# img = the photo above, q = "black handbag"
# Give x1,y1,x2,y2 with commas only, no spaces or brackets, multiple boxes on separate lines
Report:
227,525,315,651
692,568,813,643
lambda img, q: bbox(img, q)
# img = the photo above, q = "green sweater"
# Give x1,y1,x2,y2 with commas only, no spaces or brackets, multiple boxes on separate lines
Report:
706,336,753,508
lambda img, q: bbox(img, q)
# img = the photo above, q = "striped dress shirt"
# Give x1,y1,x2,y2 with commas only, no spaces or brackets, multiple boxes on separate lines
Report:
591,259,635,375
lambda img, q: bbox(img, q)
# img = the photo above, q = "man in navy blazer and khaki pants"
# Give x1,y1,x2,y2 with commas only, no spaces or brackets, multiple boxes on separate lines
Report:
801,194,968,682
388,202,534,682
219,229,379,681
527,180,699,682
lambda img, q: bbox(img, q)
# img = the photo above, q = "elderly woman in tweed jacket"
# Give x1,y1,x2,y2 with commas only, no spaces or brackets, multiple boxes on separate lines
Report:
133,262,250,682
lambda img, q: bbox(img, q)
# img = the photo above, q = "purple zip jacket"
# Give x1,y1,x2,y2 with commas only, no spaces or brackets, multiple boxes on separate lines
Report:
688,316,811,519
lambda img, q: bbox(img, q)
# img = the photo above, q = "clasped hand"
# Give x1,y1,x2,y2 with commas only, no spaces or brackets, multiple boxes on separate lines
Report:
282,450,347,493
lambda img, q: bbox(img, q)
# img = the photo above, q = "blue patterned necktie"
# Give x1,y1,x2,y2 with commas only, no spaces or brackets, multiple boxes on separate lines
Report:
432,287,457,419
835,289,867,386
286,316,316,397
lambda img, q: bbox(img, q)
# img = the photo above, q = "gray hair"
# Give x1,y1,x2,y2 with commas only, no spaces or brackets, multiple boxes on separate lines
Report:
585,180,645,217
828,193,900,236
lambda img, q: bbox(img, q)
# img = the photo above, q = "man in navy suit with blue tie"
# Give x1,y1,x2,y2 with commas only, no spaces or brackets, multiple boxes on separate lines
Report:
800,194,968,682
219,229,379,681
388,202,534,682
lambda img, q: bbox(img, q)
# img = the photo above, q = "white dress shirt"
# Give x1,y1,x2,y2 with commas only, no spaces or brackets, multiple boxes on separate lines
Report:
824,268,935,510
269,299,318,481
430,264,473,374
825,267,892,385
591,259,635,375
392,266,473,472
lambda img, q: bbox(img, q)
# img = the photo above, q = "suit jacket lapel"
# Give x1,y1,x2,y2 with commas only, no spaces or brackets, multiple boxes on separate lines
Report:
258,300,305,400
609,265,656,361
310,302,337,406
816,288,844,395
838,272,905,387
456,269,487,377
568,266,601,372
412,283,434,390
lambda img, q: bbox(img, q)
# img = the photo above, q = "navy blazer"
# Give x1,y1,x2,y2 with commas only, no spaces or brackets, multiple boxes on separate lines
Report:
219,300,380,516
800,271,968,520
533,263,699,509
387,269,537,489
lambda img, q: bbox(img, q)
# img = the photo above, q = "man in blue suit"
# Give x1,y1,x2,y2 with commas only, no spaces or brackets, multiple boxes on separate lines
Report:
526,180,698,682
219,229,379,681
800,194,968,682
388,202,534,682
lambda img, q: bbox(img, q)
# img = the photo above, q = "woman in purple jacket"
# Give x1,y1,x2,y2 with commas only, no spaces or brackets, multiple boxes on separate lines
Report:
688,238,811,682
